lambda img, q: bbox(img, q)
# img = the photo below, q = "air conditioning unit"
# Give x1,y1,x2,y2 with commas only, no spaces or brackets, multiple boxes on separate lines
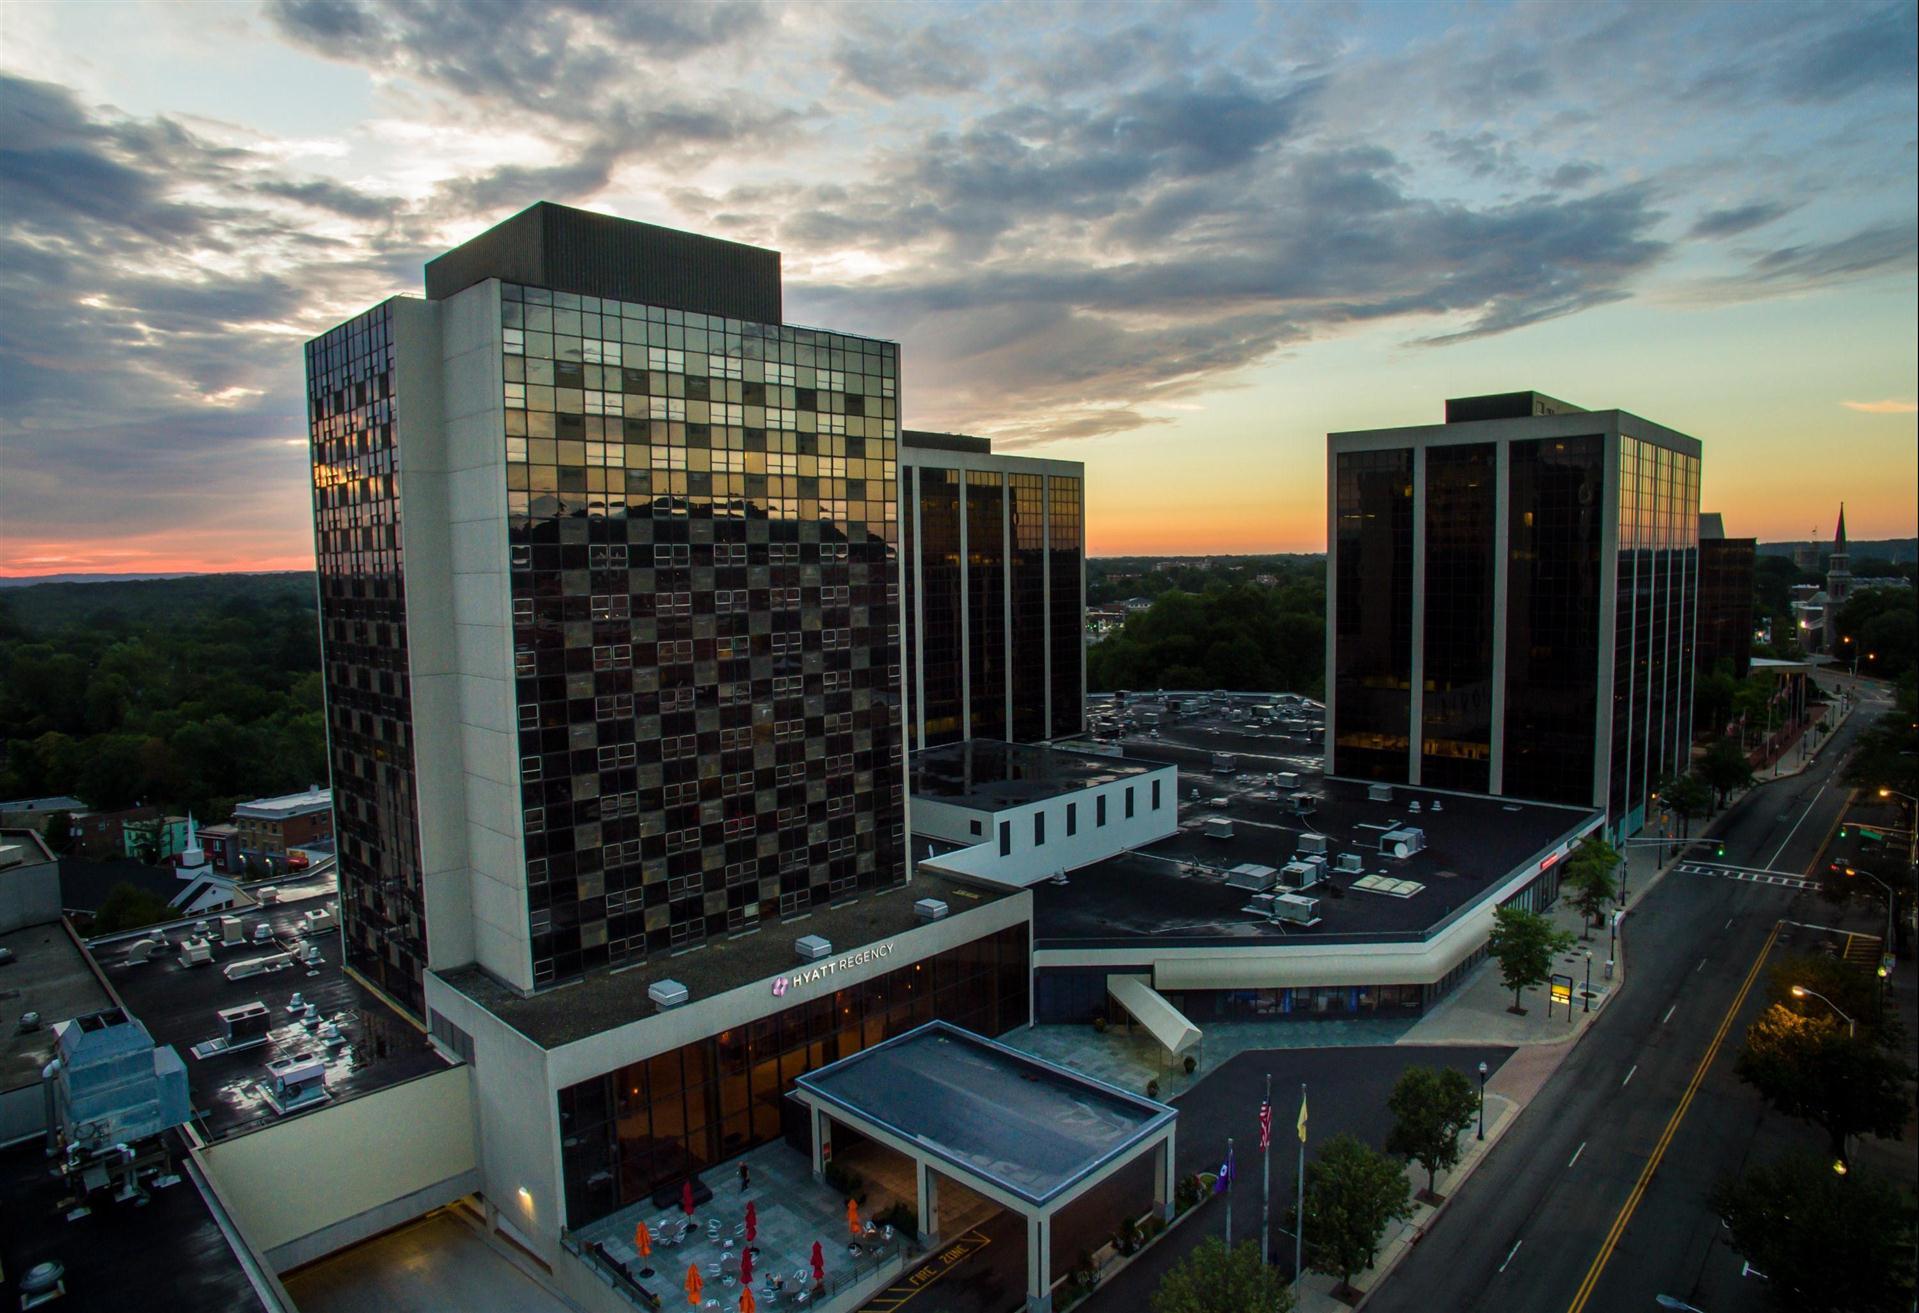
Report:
1297,833,1328,856
1335,853,1365,874
914,899,948,923
649,979,689,1010
795,935,833,962
1368,783,1393,802
1379,827,1428,859
1271,894,1321,925
1205,817,1235,839
1281,860,1319,889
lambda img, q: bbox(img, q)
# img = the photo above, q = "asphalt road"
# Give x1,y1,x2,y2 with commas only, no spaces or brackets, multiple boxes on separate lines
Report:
1369,692,1883,1313
1079,1042,1514,1313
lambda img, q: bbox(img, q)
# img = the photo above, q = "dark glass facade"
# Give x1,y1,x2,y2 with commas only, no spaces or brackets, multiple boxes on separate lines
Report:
900,469,918,751
558,923,1030,1228
501,284,905,985
1010,473,1048,743
915,469,964,746
1049,475,1085,739
1333,448,1414,781
966,471,1007,740
306,303,428,1015
1608,437,1699,835
904,466,1079,747
1420,444,1496,791
1697,536,1754,680
1503,435,1605,807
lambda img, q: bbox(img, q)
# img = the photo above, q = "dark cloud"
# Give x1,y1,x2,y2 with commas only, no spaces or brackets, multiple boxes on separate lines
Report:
1689,202,1793,239
1746,223,1917,286
265,0,770,115
833,18,988,100
1774,1,1917,103
252,177,400,220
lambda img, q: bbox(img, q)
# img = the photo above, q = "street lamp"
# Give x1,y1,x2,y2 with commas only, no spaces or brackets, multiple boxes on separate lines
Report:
1583,949,1593,1014
1790,985,1855,1038
1476,1061,1488,1140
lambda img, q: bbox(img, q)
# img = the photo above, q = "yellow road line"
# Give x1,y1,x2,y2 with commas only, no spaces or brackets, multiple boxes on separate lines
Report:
1566,919,1782,1313
861,1229,993,1312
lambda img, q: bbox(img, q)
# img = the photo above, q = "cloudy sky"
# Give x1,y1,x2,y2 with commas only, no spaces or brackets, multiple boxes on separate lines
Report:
1,0,1914,573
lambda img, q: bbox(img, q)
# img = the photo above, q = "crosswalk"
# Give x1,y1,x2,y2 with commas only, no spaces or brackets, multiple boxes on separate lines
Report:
1676,861,1812,891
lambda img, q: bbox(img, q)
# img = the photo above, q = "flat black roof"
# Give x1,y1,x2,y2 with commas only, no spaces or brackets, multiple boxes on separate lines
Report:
438,873,1014,1050
1034,779,1595,948
0,921,112,1094
0,1133,270,1312
95,889,449,1142
797,1021,1172,1207
425,201,782,323
909,740,1167,811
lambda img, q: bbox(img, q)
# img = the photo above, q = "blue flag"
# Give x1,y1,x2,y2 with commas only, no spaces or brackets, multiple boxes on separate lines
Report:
1214,1145,1236,1194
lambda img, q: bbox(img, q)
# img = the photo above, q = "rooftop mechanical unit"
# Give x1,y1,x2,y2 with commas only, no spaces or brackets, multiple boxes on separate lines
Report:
1368,783,1394,802
1296,833,1328,856
48,1009,190,1154
1211,752,1237,773
1286,792,1318,815
648,979,689,1010
1280,860,1320,889
1271,894,1321,926
1204,817,1235,840
1335,852,1366,874
1273,771,1301,789
1226,863,1279,892
261,1053,330,1115
1379,827,1428,859
914,898,949,922
795,935,833,962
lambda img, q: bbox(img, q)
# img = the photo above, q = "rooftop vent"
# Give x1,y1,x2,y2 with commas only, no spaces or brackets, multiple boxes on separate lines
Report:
914,899,949,923
795,935,833,962
1368,783,1393,803
649,979,689,1010
1408,800,1422,814
1431,799,1443,812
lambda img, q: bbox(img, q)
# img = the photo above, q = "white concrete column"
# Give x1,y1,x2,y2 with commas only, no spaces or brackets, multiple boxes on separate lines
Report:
916,1160,939,1246
1026,1211,1052,1313
1153,1134,1175,1222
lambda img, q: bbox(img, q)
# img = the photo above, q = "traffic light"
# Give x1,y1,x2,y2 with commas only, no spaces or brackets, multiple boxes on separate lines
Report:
1839,825,1849,839
1715,843,1726,858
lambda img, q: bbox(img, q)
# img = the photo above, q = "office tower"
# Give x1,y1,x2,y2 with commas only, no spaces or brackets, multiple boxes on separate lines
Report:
305,202,905,1013
1697,513,1755,679
897,432,1084,749
1326,391,1701,837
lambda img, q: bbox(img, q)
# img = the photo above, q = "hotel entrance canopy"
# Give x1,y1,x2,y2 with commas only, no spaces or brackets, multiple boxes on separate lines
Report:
792,1022,1176,1313
1107,975,1202,1058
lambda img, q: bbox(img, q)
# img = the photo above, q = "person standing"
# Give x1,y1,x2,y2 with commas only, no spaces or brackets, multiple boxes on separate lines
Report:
739,1160,751,1193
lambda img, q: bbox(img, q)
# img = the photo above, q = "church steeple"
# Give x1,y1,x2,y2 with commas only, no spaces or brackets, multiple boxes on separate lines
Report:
1827,502,1851,610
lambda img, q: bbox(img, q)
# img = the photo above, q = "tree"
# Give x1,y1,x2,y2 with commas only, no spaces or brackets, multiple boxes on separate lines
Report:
1562,835,1621,937
40,809,74,855
1658,774,1712,843
1734,1004,1914,1166
1764,954,1902,1050
1150,1236,1295,1313
1700,735,1754,809
1294,1134,1413,1298
1844,676,1919,803
1710,1152,1916,1313
91,882,178,935
1385,1066,1479,1200
1487,904,1575,1014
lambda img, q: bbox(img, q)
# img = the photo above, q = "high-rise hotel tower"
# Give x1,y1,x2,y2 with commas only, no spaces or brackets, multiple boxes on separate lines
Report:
306,203,906,1014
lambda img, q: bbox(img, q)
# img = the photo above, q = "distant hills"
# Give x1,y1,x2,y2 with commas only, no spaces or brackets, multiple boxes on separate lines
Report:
1757,538,1916,563
0,572,316,635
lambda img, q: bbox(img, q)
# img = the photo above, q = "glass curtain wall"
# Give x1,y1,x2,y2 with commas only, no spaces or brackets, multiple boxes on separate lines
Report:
1502,436,1604,807
901,467,918,752
916,469,964,745
306,303,429,1016
1420,444,1496,791
1048,475,1084,739
967,471,1007,740
1332,449,1415,781
558,924,1031,1228
1009,475,1047,742
500,286,904,985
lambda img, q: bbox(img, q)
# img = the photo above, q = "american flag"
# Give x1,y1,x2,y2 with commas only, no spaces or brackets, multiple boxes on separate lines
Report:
1258,1097,1272,1150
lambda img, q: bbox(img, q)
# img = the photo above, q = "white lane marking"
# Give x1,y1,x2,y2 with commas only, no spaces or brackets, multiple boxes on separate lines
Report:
1622,1065,1639,1088
1696,957,1708,973
1499,1240,1523,1272
1568,1141,1586,1168
1768,777,1831,870
1662,1004,1677,1024
1724,917,1733,930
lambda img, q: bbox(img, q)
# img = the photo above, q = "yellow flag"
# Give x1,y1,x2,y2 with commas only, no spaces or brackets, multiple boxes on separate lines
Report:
1297,1091,1308,1143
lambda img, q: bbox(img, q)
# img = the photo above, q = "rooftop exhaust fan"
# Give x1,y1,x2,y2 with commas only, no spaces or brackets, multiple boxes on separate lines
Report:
648,979,689,1010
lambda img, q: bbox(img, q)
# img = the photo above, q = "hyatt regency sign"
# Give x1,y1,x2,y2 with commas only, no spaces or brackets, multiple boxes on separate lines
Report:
771,943,894,997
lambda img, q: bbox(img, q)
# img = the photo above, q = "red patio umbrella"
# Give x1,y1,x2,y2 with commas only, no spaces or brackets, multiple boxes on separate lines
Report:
744,1200,757,1243
739,1248,754,1286
681,1178,696,1217
810,1240,825,1285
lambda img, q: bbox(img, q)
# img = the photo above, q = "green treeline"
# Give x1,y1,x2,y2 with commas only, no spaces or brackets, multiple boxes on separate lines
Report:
1088,557,1326,696
0,574,327,821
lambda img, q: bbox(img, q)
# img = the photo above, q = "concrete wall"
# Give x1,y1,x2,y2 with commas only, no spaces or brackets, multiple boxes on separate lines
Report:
0,833,61,933
196,1064,479,1271
913,765,1179,889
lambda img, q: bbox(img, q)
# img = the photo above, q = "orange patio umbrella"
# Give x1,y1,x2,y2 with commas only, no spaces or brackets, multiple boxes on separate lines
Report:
738,1290,756,1313
846,1197,861,1237
634,1220,653,1258
685,1262,704,1307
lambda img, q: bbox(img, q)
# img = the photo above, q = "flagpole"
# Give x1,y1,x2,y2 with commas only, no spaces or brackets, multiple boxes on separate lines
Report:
1224,1136,1233,1248
1261,1072,1272,1266
1295,1082,1306,1291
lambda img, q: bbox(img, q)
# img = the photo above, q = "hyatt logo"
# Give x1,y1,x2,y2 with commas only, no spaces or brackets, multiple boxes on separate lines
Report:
770,943,895,997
